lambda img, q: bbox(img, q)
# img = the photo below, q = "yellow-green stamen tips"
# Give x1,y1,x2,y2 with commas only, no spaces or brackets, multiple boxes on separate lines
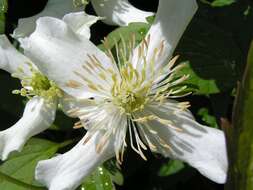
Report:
12,63,62,101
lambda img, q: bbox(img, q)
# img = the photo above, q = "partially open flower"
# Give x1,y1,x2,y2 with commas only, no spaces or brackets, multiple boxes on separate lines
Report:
19,0,228,189
0,12,100,160
0,35,58,160
12,0,83,39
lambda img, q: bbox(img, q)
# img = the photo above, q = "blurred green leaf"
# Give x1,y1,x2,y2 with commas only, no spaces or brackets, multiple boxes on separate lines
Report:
176,19,242,95
158,160,185,177
81,167,115,190
104,160,124,186
197,108,219,128
0,138,60,190
211,0,236,7
0,0,7,34
200,0,236,7
176,61,220,95
98,22,150,51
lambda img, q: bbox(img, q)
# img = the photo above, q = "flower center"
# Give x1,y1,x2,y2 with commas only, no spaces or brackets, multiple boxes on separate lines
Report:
12,63,62,101
113,89,147,114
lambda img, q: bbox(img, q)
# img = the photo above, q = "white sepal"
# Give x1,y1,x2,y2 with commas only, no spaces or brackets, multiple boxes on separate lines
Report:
137,101,228,184
0,97,56,160
0,35,33,75
91,0,154,26
35,131,115,190
63,12,101,39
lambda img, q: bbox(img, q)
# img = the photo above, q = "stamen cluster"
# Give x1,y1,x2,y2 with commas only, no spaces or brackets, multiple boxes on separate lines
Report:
12,62,62,102
66,35,192,162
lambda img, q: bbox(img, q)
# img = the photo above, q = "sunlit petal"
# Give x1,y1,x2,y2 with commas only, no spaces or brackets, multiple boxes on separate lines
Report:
91,0,154,26
35,131,115,190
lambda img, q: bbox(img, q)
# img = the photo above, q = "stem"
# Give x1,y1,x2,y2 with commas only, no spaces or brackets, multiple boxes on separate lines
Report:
0,171,46,190
225,41,253,190
59,138,80,149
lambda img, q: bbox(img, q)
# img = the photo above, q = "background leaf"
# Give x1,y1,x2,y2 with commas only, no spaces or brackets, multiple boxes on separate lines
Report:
0,138,60,190
0,0,7,34
80,167,115,190
197,108,219,128
158,160,185,177
175,19,242,95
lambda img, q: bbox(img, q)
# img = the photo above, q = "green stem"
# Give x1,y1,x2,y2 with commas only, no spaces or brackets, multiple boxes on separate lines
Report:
59,138,80,149
0,171,46,190
225,41,253,190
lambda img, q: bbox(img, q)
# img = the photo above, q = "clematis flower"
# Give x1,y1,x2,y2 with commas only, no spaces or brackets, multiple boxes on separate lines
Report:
13,0,154,40
19,0,228,189
90,0,154,26
0,35,60,160
0,12,100,160
12,0,83,38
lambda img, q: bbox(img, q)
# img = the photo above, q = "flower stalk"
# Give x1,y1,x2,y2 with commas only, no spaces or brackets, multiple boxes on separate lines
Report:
225,41,253,190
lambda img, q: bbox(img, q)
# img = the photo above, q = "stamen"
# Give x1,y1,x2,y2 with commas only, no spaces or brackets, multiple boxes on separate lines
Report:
12,64,63,102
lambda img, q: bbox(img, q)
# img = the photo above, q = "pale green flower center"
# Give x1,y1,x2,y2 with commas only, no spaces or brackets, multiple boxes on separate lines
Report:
110,65,151,114
12,63,62,101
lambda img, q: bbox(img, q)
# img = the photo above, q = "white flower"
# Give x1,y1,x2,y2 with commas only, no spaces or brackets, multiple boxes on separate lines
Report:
0,12,100,160
12,0,82,39
13,0,153,40
90,0,154,26
0,35,58,160
20,0,228,189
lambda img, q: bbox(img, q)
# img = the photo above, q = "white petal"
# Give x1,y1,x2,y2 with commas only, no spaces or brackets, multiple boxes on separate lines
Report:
63,12,101,39
91,0,154,26
35,131,115,190
132,0,198,70
12,0,82,39
0,35,32,75
0,97,56,160
20,17,118,99
138,101,227,184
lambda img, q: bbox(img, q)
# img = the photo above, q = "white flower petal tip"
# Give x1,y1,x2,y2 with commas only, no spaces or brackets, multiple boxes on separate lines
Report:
91,0,154,26
0,97,56,161
0,132,24,161
132,0,198,70
140,103,228,184
0,35,32,75
35,131,115,190
62,12,102,39
12,0,82,39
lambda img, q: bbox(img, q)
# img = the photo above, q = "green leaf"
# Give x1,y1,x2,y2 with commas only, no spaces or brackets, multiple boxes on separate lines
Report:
0,0,7,34
0,138,60,190
80,167,115,190
176,61,220,95
158,160,185,177
197,108,219,128
211,0,236,7
104,160,124,186
200,0,236,7
98,22,150,51
176,19,242,95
